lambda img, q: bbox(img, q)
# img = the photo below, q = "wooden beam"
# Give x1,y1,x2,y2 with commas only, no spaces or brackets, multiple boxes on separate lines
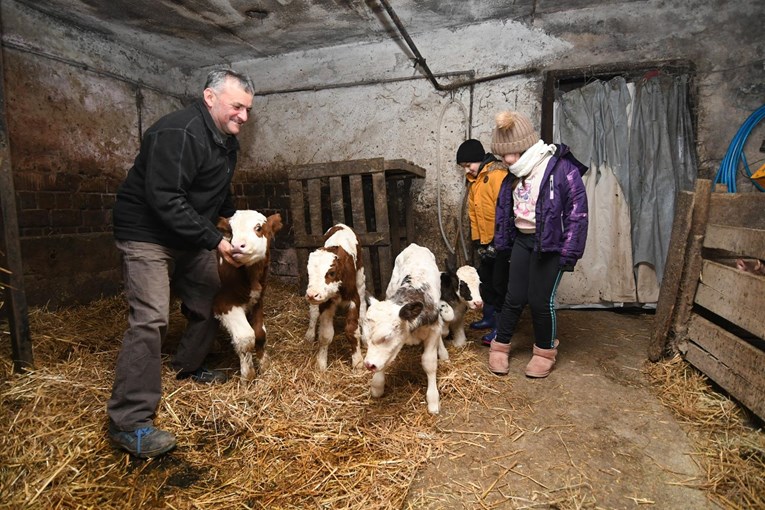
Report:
694,260,765,340
372,173,392,294
288,158,385,180
349,174,366,233
361,247,375,297
685,313,765,421
306,179,323,235
293,231,389,249
648,190,694,361
708,191,765,230
383,159,426,178
287,179,306,237
669,179,712,351
329,176,344,224
0,25,33,371
403,178,414,258
703,224,765,259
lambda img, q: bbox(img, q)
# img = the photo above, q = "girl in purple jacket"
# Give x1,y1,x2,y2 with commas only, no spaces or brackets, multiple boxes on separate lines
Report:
488,111,588,378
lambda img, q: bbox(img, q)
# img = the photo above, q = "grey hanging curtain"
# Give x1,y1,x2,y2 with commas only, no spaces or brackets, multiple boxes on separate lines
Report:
629,74,697,285
554,73,697,305
555,77,637,305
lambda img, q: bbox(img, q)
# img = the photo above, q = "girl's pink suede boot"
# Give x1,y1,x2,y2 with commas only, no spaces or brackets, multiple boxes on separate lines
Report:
488,340,511,375
524,340,559,378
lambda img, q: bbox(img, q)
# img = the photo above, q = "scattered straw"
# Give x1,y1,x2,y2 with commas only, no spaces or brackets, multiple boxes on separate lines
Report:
3,282,764,509
645,355,765,509
0,280,492,509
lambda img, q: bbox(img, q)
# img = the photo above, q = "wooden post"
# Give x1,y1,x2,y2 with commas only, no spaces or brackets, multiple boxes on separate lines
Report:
648,189,694,361
668,178,712,352
0,22,34,371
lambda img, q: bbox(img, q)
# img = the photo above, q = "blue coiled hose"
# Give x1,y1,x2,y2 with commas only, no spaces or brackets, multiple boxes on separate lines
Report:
714,104,765,192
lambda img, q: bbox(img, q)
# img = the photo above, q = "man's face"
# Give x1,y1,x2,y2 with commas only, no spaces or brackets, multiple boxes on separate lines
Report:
204,78,254,136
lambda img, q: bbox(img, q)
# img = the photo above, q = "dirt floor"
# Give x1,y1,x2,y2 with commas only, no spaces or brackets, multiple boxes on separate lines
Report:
406,309,717,509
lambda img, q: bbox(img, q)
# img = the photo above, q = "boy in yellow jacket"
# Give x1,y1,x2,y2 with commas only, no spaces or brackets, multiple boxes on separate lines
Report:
457,139,509,344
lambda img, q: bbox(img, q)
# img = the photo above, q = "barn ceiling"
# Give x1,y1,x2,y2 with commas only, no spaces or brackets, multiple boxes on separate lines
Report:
12,0,579,70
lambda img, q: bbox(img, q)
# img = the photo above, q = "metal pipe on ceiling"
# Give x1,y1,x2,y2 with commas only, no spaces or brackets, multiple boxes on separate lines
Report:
251,70,474,96
377,0,539,91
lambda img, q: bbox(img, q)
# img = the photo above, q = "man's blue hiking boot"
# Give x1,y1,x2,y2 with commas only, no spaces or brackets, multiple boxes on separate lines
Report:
176,366,228,384
109,425,176,458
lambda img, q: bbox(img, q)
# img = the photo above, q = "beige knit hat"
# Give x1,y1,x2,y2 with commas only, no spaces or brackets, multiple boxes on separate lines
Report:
490,111,539,155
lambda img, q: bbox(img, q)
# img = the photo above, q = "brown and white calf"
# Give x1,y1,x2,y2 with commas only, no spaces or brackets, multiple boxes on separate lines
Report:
304,223,367,370
213,210,283,381
363,243,449,414
439,256,483,348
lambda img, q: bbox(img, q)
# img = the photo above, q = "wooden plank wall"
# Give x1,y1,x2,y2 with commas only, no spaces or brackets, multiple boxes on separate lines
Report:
651,178,765,420
287,159,425,299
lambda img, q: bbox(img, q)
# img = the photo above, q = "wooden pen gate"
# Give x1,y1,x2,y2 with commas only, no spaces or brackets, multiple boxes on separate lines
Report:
287,158,426,298
650,178,765,420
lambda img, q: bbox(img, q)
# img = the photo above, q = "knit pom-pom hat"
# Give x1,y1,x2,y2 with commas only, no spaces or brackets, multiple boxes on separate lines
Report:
490,111,538,155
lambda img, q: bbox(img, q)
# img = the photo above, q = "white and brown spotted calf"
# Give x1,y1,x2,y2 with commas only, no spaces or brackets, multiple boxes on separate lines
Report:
213,210,283,381
363,243,449,414
304,223,367,370
439,255,483,348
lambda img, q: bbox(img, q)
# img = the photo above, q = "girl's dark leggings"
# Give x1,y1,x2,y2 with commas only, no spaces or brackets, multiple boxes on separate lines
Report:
495,233,563,349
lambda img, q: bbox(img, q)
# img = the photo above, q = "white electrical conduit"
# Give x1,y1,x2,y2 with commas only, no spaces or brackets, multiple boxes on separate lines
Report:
436,97,470,262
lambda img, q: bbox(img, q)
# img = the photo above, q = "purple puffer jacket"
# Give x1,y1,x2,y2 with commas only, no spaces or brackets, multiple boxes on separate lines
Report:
494,144,588,269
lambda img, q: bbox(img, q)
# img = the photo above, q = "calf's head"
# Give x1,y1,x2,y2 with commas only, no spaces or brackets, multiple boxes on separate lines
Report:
456,265,482,310
305,248,342,304
217,211,283,266
362,296,424,372
440,256,483,310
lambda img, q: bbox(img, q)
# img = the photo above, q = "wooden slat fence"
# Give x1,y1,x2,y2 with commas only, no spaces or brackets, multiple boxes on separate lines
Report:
287,158,425,298
650,178,765,420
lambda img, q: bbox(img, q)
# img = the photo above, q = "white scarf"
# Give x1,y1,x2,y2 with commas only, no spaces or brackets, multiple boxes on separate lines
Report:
508,140,556,178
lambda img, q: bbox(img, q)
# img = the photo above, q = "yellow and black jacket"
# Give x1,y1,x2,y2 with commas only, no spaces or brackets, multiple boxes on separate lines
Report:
466,154,507,245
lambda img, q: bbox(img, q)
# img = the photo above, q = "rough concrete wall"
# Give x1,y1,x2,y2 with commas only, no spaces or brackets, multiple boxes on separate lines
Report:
211,17,558,275
534,0,765,184
225,0,763,179
220,0,763,280
233,79,529,271
3,0,188,95
2,3,187,307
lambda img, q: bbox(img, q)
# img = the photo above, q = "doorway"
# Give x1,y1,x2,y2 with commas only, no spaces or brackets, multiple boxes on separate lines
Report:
541,62,698,307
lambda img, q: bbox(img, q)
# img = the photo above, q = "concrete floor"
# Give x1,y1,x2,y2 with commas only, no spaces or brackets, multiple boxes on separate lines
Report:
406,309,717,509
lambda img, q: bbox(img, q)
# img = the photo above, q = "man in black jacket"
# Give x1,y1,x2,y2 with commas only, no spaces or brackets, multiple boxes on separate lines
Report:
107,69,255,458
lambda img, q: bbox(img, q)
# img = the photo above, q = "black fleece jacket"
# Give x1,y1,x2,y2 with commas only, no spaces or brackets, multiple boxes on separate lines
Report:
113,99,239,251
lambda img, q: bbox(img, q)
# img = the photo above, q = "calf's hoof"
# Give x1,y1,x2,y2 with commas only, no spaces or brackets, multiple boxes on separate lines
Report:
239,364,257,381
351,352,364,372
257,353,271,372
